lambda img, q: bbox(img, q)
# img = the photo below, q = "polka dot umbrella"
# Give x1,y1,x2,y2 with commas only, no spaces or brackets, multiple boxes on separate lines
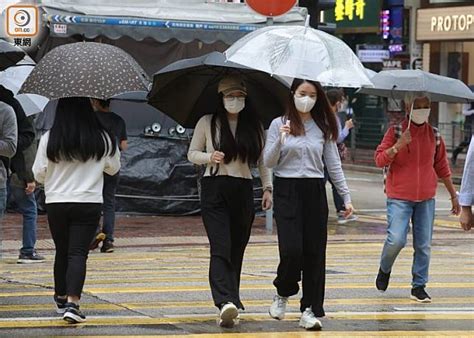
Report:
19,42,150,100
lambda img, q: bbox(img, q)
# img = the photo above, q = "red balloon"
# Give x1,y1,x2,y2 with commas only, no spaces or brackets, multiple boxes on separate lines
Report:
246,0,297,17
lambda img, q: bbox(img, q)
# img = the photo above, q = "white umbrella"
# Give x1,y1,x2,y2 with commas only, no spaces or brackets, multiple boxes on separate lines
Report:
225,17,373,88
364,68,377,79
0,56,48,116
358,69,474,103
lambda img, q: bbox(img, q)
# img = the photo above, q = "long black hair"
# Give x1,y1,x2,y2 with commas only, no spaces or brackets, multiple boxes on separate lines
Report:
286,79,338,142
47,97,117,163
210,95,264,166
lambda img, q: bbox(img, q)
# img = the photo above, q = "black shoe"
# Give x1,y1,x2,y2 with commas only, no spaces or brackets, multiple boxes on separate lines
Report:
54,295,67,314
17,251,45,264
101,239,114,253
89,232,106,250
63,303,86,323
376,268,391,292
410,287,432,303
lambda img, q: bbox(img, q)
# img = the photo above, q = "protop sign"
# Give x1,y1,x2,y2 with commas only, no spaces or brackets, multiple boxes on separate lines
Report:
246,0,297,17
417,6,474,41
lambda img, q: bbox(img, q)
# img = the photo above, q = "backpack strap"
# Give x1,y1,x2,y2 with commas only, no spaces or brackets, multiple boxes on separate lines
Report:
383,124,402,194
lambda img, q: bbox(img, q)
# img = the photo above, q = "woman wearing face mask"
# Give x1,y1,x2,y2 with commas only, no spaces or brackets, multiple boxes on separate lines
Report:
264,79,354,330
188,75,273,328
374,94,460,303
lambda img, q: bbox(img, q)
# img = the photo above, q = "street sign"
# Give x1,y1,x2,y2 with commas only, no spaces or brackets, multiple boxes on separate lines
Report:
246,0,297,17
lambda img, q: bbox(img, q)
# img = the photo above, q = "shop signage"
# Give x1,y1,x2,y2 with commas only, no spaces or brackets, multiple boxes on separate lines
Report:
417,6,474,41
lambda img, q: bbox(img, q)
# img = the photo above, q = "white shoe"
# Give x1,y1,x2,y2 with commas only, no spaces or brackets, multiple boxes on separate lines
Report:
299,308,322,330
218,302,238,328
269,294,288,320
337,212,359,224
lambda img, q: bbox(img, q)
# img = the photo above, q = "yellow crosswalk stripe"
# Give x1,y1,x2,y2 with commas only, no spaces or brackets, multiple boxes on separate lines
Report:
0,312,472,329
0,297,473,312
0,282,472,297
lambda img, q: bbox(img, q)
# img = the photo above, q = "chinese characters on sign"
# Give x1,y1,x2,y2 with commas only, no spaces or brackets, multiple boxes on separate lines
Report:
13,38,32,47
335,0,366,22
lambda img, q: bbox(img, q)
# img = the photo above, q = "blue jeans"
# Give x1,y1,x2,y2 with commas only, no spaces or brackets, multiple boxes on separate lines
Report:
9,185,38,255
102,173,119,242
380,198,435,288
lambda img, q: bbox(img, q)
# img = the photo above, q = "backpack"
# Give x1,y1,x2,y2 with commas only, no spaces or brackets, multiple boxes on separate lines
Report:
383,123,441,194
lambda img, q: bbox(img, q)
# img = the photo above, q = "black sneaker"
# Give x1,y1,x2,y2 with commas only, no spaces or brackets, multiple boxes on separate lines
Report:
89,232,106,250
63,303,86,323
101,239,114,253
17,252,45,264
54,295,67,314
376,267,391,292
410,287,432,303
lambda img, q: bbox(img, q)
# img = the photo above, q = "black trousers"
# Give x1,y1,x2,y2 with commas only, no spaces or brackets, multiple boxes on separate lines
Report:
102,173,119,242
46,203,101,298
200,176,254,309
273,177,328,316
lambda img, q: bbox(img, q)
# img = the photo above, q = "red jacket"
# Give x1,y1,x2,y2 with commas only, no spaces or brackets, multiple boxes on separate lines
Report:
375,119,451,202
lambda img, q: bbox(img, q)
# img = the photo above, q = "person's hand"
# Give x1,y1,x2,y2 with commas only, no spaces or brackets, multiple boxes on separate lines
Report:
451,196,461,216
396,129,412,149
343,203,355,219
279,124,291,135
25,182,36,195
345,119,354,130
460,206,473,231
210,151,225,164
262,190,273,211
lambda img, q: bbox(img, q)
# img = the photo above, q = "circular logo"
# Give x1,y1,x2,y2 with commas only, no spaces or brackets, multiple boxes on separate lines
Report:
246,0,297,17
14,10,31,27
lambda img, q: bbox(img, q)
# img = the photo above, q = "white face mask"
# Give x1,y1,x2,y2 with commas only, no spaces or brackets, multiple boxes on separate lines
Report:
411,108,430,124
294,95,316,113
223,97,245,114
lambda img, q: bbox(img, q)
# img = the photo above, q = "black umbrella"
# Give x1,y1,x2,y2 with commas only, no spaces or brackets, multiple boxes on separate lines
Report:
147,52,289,128
20,42,150,100
0,40,25,71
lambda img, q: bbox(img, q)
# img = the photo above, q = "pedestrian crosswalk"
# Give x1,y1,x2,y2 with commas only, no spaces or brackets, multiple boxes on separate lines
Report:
0,230,473,336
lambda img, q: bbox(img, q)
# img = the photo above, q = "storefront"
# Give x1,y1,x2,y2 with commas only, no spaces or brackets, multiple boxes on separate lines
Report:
416,1,474,148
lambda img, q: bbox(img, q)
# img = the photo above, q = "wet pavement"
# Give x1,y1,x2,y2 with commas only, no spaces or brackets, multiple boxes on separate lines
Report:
0,171,472,337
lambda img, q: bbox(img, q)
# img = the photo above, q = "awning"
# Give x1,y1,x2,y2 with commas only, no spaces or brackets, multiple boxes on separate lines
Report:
41,0,308,45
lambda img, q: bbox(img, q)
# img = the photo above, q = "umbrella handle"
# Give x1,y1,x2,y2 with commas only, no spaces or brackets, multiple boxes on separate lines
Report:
407,102,414,130
210,164,220,177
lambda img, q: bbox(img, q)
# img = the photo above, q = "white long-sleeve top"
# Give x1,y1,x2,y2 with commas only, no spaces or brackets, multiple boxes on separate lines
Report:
32,131,121,204
188,114,272,190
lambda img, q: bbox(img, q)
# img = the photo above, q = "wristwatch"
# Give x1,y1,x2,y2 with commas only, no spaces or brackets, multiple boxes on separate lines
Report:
264,187,273,193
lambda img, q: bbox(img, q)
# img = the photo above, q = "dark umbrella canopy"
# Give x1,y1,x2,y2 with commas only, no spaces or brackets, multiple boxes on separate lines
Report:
0,40,25,71
148,52,289,128
20,42,150,100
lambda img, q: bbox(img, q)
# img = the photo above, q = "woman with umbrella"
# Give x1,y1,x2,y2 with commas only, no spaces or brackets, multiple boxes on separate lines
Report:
263,79,354,330
188,75,273,328
24,42,148,324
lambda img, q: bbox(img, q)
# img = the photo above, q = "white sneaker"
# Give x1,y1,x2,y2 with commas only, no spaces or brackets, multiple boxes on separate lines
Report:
269,294,288,320
337,212,359,224
218,302,239,328
299,308,322,330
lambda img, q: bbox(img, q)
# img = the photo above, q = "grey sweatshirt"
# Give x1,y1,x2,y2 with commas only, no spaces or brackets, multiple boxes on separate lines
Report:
0,102,18,189
459,135,473,207
263,117,351,205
